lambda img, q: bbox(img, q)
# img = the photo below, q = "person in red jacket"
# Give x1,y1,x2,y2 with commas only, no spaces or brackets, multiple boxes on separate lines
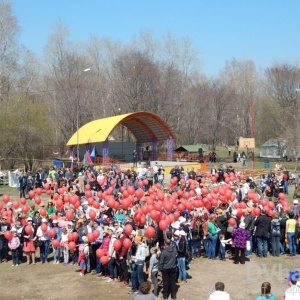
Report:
116,227,130,286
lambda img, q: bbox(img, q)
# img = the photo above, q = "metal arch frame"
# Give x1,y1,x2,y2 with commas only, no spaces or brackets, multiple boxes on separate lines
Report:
123,117,157,142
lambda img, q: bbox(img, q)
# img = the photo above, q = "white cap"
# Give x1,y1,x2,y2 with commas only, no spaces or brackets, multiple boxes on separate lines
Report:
68,222,73,226
178,230,186,236
41,218,47,222
171,221,180,229
174,230,180,236
116,227,124,233
131,230,136,235
178,216,186,223
293,199,299,204
52,220,58,223
27,217,33,221
7,202,12,206
15,208,22,212
82,201,88,205
108,227,115,232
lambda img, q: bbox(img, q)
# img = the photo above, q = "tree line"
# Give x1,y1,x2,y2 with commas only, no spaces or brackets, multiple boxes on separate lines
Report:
0,2,300,168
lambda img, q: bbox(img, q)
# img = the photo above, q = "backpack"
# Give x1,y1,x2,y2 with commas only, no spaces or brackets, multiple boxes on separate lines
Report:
271,220,280,237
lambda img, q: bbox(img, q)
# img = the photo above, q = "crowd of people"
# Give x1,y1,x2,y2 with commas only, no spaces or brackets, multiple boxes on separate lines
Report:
0,163,300,299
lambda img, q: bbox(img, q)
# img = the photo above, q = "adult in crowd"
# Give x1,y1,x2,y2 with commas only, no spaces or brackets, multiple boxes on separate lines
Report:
285,212,297,257
158,239,178,300
231,222,249,264
207,216,219,259
254,209,271,258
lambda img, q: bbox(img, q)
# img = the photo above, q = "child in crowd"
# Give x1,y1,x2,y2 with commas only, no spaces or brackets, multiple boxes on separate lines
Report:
219,234,231,261
8,229,20,266
78,244,87,276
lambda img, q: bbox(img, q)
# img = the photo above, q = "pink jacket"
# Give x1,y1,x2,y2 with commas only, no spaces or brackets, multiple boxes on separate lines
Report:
8,236,20,250
100,236,111,255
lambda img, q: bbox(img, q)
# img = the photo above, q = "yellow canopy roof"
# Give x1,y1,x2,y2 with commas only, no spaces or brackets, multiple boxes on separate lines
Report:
66,111,175,146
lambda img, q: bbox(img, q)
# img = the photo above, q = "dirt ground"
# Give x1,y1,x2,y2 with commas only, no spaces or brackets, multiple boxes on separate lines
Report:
0,251,297,300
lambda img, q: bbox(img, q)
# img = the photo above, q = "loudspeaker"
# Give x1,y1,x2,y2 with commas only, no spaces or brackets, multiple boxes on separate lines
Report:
198,148,203,155
198,148,204,163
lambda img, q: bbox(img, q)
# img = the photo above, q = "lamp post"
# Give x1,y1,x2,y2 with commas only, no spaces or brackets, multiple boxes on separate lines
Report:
76,68,90,161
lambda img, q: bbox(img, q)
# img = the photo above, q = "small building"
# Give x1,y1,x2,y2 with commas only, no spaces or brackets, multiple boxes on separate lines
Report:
174,144,209,162
259,139,285,159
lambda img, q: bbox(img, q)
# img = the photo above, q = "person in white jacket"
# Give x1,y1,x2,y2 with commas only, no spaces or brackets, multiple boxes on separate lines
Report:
208,282,231,300
128,236,147,294
36,218,50,264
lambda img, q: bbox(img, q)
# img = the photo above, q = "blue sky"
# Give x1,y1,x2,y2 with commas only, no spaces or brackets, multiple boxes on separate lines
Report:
12,0,300,76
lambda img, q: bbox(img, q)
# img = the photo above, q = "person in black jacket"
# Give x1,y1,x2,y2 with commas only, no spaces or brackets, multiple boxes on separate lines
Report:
177,231,187,284
254,209,271,257
158,239,178,300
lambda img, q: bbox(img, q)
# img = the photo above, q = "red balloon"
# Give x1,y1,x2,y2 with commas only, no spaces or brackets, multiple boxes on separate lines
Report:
88,232,95,243
46,190,51,196
85,184,91,190
22,205,29,214
228,218,236,226
40,208,46,217
44,183,50,191
89,210,96,220
143,179,149,186
25,225,33,235
93,230,100,239
49,229,56,238
253,207,261,217
20,197,26,205
2,194,10,204
159,220,168,231
125,224,133,235
53,193,59,200
113,239,122,251
13,201,19,209
268,201,275,209
66,211,74,221
68,241,76,251
146,226,155,238
154,202,162,211
36,188,43,195
100,256,109,265
34,197,41,205
123,238,132,249
56,199,63,208
96,249,104,258
4,231,12,240
28,191,35,199
93,201,100,209
138,180,144,187
72,232,79,242
86,190,92,198
52,239,60,247
127,186,135,195
41,223,48,232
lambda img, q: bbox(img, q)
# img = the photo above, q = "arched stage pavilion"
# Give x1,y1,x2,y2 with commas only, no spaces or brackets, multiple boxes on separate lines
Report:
66,111,176,165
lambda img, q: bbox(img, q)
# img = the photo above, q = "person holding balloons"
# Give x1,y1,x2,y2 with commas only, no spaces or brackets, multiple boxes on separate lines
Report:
36,218,50,264
22,217,36,265
51,220,62,264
